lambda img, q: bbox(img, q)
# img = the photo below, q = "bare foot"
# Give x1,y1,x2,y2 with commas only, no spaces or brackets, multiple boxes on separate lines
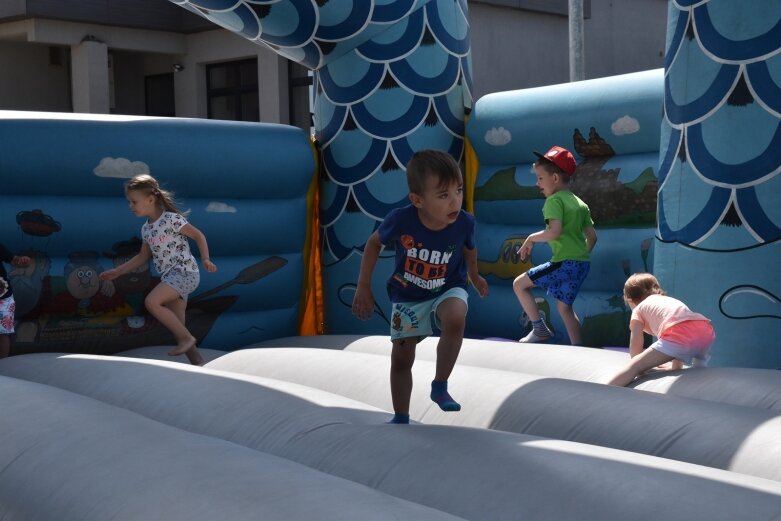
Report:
186,346,205,366
168,336,197,356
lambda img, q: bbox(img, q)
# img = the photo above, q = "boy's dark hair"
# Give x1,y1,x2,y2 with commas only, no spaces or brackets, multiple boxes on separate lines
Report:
534,158,572,183
406,149,462,194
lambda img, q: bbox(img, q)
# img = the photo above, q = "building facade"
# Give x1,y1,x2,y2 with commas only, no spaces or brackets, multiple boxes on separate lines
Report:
0,0,667,131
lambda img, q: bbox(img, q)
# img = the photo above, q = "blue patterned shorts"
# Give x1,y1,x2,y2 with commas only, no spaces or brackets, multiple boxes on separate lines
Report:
528,260,590,306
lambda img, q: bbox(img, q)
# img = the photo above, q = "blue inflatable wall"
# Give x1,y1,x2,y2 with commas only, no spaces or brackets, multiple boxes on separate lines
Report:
464,70,664,345
0,112,315,354
655,1,781,368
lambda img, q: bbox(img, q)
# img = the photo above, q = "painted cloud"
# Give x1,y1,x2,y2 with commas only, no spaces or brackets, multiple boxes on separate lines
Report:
611,116,640,136
485,127,512,146
206,202,237,213
93,157,150,178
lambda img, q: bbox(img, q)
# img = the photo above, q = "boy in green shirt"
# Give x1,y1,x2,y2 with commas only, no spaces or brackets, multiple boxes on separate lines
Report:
513,146,597,345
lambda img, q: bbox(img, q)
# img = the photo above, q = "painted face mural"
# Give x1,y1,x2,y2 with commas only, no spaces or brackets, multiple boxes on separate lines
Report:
65,252,104,302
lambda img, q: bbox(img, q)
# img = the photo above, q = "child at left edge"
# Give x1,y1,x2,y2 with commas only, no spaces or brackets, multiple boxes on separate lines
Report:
99,174,217,366
0,243,31,358
352,149,489,425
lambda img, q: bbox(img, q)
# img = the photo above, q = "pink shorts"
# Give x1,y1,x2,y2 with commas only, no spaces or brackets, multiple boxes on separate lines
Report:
654,320,715,367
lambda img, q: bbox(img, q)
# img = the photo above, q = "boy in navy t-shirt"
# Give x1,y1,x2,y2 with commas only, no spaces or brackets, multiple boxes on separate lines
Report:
352,150,489,424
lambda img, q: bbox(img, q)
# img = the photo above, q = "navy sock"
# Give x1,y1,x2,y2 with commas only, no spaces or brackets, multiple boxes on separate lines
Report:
386,413,410,424
430,380,461,411
532,319,552,338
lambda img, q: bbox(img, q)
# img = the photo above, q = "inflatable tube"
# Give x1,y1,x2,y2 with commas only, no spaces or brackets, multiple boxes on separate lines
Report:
3,354,781,520
205,346,781,482
462,70,663,345
0,375,456,521
254,335,781,413
0,111,314,354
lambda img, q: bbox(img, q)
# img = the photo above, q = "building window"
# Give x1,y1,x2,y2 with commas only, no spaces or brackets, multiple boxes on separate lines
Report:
206,59,259,121
289,61,314,133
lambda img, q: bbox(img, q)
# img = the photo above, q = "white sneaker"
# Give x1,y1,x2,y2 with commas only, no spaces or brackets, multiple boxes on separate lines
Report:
518,330,552,343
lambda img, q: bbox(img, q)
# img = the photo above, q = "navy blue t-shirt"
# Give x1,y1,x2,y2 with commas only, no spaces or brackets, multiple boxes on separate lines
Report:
377,204,475,303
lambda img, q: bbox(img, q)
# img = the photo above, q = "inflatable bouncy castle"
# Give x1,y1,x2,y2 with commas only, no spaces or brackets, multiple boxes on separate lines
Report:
1,1,780,519
0,113,316,352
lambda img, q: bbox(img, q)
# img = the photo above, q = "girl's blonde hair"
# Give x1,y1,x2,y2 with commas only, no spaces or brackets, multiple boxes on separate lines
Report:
624,272,665,303
124,174,183,215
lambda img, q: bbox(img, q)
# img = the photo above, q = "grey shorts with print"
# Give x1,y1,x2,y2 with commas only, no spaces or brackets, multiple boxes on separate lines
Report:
389,287,469,343
161,266,200,300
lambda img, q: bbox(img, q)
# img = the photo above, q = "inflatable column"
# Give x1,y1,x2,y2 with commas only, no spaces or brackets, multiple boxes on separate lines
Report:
657,1,781,367
170,0,472,334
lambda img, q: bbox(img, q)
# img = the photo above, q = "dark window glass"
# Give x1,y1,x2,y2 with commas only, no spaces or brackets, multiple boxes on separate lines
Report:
145,73,175,117
206,59,259,121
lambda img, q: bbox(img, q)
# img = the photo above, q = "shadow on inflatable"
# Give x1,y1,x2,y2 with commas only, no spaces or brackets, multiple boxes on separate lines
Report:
3,344,781,520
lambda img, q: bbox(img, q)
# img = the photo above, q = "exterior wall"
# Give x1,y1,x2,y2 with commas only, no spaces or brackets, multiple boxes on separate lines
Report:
469,0,667,98
1,0,212,32
174,29,287,123
585,0,667,80
0,0,668,126
0,41,70,111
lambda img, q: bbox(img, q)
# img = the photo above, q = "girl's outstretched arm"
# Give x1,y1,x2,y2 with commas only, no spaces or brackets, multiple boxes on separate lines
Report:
180,223,217,272
99,243,151,281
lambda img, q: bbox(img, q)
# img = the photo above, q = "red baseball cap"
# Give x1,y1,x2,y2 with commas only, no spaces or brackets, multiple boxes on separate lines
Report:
533,146,577,176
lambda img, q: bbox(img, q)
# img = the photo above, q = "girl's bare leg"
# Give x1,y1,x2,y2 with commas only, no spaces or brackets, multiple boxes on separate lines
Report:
168,296,204,365
607,348,675,387
144,284,196,356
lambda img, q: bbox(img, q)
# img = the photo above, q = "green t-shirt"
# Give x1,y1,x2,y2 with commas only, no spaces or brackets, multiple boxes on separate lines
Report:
542,190,593,262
